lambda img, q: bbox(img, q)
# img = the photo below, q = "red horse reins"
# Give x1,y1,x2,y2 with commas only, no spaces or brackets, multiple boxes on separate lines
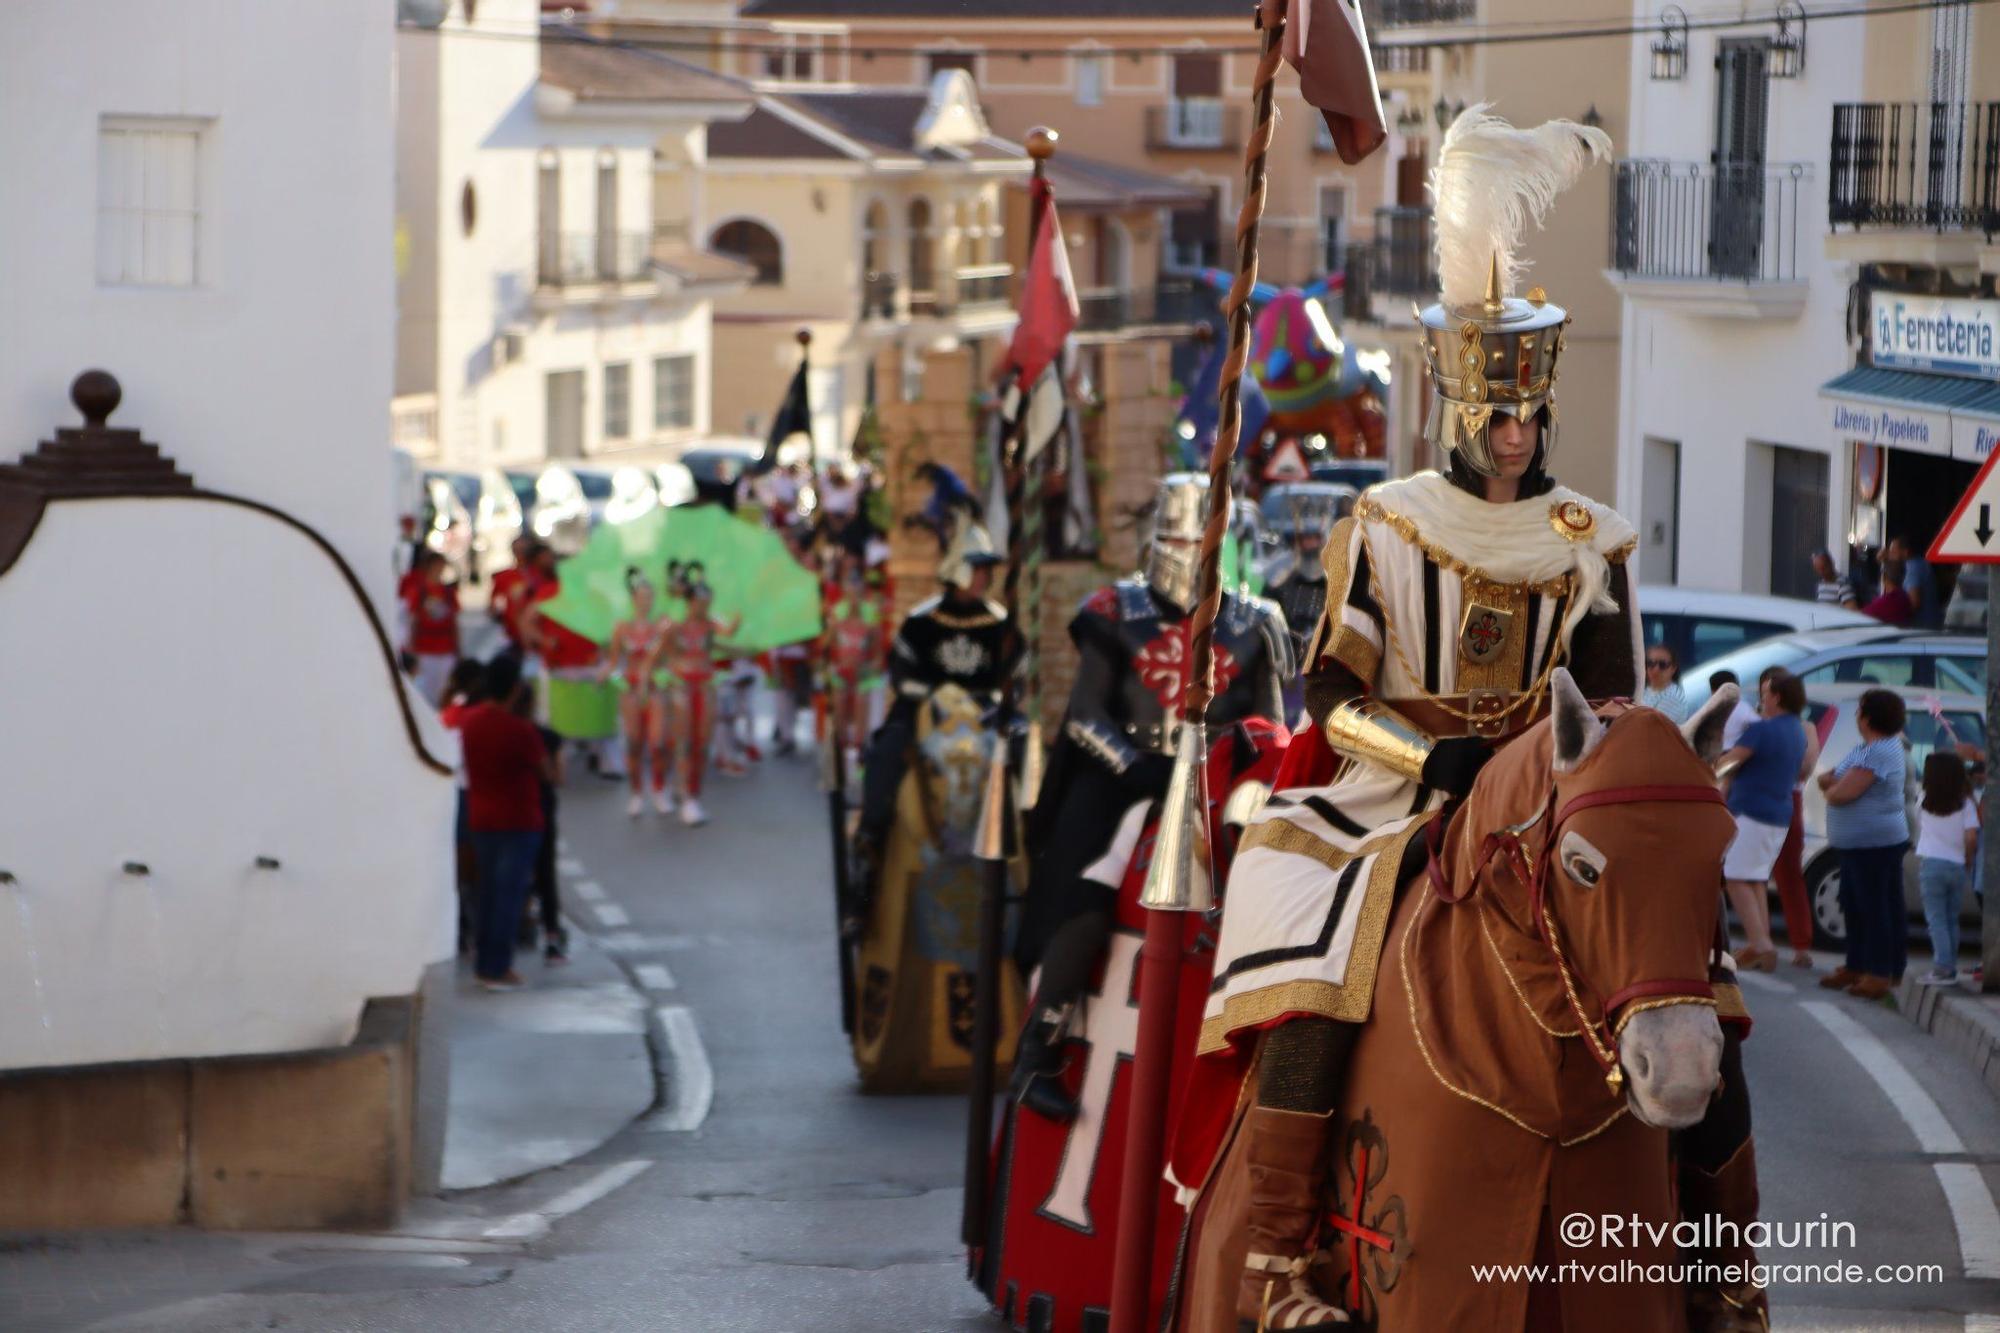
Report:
1424,776,1727,1090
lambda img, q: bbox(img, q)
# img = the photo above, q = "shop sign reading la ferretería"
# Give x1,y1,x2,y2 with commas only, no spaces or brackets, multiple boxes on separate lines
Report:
1870,292,2000,379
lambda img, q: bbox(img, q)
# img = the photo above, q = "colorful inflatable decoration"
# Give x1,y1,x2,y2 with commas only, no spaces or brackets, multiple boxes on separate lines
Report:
1178,272,1389,461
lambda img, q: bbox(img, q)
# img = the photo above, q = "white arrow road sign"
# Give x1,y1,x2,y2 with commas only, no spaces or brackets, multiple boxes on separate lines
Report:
1930,446,2000,564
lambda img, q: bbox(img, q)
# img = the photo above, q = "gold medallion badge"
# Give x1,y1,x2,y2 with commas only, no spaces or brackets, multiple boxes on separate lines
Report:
1550,500,1596,543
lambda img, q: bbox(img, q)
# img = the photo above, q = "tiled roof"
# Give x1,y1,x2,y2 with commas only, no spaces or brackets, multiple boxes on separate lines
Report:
1041,152,1212,211
742,0,1242,16
539,30,755,105
708,90,1028,165
653,245,759,286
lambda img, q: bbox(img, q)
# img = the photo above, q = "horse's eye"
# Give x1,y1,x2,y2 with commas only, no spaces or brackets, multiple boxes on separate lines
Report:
1563,853,1602,887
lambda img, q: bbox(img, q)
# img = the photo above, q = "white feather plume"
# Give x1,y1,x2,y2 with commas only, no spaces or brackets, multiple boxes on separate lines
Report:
1428,104,1612,309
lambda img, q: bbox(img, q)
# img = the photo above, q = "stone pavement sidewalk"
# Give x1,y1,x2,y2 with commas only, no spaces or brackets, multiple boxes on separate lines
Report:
1897,972,2000,1103
441,927,655,1191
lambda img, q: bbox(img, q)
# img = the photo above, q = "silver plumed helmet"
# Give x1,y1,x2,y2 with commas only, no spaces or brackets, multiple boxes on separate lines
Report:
1145,472,1209,612
1418,107,1611,479
937,518,1001,589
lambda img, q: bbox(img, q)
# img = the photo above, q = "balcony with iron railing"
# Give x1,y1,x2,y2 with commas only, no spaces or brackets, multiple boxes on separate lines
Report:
949,263,1013,312
1608,159,1808,317
537,230,654,290
1829,102,2000,239
1146,100,1242,152
1372,205,1436,299
861,270,898,320
1371,0,1476,27
1074,278,1208,335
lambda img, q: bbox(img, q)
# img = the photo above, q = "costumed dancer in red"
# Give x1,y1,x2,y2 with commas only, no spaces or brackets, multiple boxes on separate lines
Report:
604,569,673,818
824,557,885,769
402,549,461,706
653,576,739,827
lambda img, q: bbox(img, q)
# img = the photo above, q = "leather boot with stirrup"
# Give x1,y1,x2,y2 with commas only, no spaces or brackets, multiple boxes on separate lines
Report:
1237,1106,1349,1331
1008,1006,1079,1122
1681,1138,1770,1332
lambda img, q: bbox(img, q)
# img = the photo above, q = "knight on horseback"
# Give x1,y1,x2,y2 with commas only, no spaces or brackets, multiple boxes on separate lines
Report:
1180,109,1765,1332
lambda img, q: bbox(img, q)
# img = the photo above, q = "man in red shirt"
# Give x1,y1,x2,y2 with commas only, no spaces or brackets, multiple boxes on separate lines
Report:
402,550,461,705
460,655,550,989
1863,556,1915,626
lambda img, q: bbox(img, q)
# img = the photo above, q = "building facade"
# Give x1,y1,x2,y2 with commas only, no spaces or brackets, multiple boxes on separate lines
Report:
1612,0,1997,602
395,5,756,474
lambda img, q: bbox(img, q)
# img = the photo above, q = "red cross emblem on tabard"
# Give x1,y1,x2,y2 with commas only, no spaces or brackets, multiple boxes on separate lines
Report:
1323,1112,1407,1317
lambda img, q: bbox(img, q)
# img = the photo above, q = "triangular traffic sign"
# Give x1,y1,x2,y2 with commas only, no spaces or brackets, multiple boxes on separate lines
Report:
1262,437,1310,483
1930,446,2000,564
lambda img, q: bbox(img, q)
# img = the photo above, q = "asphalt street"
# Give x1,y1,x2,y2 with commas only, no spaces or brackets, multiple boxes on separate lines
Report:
4,745,1999,1331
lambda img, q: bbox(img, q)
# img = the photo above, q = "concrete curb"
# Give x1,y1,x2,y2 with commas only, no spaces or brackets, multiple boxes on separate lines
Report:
1895,973,2000,1103
438,926,655,1192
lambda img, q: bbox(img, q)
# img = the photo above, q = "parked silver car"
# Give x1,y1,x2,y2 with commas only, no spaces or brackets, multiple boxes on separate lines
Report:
1791,683,1985,951
1640,586,1871,673
1684,626,1986,713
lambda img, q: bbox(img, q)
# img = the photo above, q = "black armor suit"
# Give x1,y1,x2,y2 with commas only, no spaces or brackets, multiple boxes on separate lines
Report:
1259,483,1347,672
1010,474,1290,1121
856,525,1014,859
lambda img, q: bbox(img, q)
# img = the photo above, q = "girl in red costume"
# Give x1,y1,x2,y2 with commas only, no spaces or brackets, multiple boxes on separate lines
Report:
823,559,884,763
603,569,673,818
650,575,740,827
401,550,461,706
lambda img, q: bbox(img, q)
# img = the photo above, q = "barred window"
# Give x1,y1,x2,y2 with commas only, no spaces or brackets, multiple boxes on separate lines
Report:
654,355,694,431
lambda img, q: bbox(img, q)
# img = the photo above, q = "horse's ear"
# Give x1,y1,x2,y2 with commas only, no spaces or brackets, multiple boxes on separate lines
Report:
1550,668,1604,773
1681,684,1738,765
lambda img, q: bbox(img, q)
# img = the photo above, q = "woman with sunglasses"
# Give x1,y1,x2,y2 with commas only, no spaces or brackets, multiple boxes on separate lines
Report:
1641,642,1692,723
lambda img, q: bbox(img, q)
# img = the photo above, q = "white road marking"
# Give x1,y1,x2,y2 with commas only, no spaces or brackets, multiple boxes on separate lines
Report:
592,903,631,928
572,879,607,903
1967,1315,2000,1332
1800,1002,1964,1153
648,1005,713,1132
1936,1164,2000,1279
596,932,699,953
1733,971,1789,995
482,1159,653,1241
557,857,586,877
635,962,677,992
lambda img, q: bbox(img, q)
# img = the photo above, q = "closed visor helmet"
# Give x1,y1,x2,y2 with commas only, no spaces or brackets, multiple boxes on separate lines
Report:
1146,472,1209,612
938,519,1001,589
1419,259,1569,478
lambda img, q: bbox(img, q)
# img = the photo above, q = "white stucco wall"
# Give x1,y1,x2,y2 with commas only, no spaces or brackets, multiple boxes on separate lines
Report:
1614,3,1861,592
0,499,456,1073
400,1,722,470
0,0,397,614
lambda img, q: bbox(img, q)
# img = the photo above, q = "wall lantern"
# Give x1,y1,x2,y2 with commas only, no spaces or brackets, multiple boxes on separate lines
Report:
1433,98,1464,131
1650,5,1687,81
1771,0,1806,78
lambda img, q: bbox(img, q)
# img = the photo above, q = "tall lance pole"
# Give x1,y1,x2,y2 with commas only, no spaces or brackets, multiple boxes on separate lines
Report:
807,325,861,1038
1107,7,1287,1330
963,125,1059,1250
1984,580,1999,993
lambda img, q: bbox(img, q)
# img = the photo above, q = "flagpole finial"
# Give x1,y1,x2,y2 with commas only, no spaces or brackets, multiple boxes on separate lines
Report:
1026,126,1058,161
795,327,812,350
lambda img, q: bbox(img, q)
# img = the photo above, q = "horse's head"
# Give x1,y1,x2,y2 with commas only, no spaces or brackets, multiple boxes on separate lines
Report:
1458,669,1740,1130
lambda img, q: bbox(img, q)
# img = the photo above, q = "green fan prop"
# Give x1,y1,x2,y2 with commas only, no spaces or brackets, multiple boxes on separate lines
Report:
536,505,823,651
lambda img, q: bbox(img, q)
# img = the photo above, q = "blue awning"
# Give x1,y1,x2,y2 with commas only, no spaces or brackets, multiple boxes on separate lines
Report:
1820,364,2000,461
1821,364,2000,415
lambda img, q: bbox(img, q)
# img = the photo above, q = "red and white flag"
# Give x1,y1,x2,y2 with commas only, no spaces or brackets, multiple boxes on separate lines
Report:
1263,0,1388,165
1004,178,1079,388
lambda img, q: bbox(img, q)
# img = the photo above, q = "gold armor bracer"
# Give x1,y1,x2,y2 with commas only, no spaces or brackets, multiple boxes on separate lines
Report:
1321,696,1436,784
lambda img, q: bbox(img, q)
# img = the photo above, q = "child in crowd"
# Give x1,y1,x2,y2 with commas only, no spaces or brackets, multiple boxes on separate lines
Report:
1917,752,1980,986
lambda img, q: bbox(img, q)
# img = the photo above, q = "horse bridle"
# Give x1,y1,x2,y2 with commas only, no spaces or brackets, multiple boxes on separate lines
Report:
1425,777,1727,1092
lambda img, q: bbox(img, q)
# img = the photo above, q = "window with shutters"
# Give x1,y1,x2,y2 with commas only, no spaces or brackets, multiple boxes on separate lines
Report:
1318,185,1348,272
1168,53,1225,147
97,117,207,287
654,356,695,431
1074,50,1106,107
1710,40,1770,279
603,363,631,441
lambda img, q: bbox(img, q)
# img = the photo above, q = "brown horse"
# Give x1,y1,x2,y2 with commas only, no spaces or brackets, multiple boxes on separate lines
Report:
1184,670,1741,1332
